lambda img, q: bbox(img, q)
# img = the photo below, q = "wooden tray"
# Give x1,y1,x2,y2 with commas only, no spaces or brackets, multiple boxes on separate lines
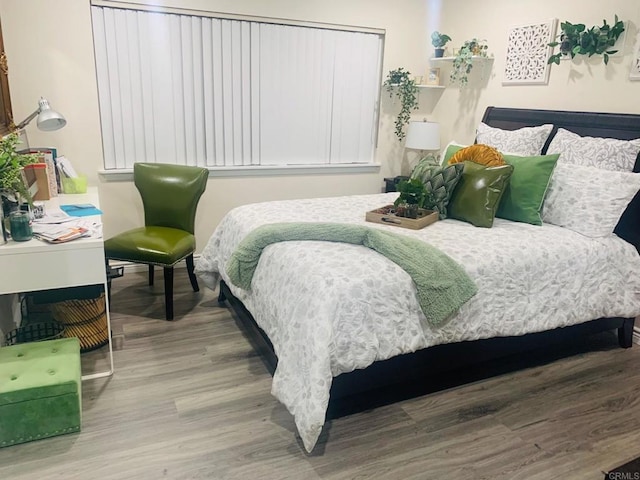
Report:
365,205,438,230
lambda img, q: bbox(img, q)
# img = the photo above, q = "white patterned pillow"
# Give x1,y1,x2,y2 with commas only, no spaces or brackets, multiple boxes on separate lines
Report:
547,128,640,172
476,122,553,156
542,163,640,237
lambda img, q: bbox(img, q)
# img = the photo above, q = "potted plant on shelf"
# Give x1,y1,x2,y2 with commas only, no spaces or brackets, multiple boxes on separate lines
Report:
450,38,488,86
547,16,625,65
431,31,452,58
383,68,419,141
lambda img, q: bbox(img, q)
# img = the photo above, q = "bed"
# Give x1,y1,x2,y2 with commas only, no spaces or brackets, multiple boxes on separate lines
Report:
194,107,640,453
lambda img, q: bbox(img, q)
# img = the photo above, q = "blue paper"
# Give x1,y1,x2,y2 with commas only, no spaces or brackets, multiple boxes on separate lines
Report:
60,204,103,217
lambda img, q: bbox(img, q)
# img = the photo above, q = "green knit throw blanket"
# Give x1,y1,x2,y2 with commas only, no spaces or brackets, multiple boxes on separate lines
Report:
226,222,477,327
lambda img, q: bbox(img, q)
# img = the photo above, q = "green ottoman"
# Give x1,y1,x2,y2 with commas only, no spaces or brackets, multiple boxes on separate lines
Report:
0,337,82,447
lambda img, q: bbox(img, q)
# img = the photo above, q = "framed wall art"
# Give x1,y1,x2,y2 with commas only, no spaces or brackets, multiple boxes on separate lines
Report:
503,18,558,85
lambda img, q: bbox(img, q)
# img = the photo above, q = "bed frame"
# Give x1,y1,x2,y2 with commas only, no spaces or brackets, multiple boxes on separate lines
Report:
217,107,640,419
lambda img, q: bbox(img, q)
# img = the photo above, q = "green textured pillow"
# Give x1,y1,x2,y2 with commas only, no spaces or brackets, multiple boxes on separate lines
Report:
496,153,559,225
410,160,464,218
448,162,514,227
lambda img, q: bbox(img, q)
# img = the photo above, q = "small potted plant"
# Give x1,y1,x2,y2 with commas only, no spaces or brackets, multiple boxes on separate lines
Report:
383,68,419,141
431,31,452,58
547,16,625,65
393,178,431,218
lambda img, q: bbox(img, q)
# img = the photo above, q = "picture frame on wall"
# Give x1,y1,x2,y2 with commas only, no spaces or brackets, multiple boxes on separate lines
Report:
630,31,640,81
503,18,558,85
426,67,440,85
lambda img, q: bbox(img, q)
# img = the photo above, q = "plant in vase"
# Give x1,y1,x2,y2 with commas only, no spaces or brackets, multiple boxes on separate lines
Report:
547,16,625,65
383,68,419,141
450,38,488,86
0,132,39,240
431,31,452,58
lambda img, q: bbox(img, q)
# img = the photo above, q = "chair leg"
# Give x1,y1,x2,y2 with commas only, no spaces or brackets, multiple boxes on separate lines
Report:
163,266,174,320
186,254,199,292
148,264,154,286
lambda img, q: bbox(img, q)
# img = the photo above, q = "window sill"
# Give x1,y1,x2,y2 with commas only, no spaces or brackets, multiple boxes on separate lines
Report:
98,163,381,181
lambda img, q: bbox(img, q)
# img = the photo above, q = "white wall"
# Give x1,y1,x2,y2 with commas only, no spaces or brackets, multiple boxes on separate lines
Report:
0,0,431,246
0,0,639,249
432,0,640,145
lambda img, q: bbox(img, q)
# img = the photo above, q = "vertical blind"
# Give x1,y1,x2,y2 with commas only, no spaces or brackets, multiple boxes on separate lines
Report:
91,5,384,170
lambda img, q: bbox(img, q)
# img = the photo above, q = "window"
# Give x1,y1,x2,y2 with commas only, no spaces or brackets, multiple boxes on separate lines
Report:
91,4,384,171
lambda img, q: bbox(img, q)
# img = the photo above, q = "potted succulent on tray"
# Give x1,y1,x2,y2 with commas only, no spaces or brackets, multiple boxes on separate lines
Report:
393,178,432,219
383,68,419,141
431,31,452,58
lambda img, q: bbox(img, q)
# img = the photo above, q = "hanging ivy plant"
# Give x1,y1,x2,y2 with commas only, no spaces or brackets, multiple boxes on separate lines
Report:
450,39,488,87
382,68,419,141
548,16,625,65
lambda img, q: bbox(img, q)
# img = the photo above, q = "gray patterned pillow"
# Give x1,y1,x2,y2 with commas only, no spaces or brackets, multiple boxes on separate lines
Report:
476,122,553,156
547,128,640,172
410,160,464,218
542,163,640,237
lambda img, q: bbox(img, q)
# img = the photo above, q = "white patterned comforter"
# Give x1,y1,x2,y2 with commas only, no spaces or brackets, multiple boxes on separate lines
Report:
195,192,640,452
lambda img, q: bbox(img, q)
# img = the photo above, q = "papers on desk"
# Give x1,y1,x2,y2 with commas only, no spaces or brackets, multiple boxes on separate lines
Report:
32,208,103,243
32,225,89,243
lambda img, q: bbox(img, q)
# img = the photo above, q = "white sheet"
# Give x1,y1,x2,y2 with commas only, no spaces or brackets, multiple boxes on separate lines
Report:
195,192,640,452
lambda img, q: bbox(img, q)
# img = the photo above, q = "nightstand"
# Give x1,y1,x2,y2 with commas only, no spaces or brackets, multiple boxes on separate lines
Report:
383,176,410,193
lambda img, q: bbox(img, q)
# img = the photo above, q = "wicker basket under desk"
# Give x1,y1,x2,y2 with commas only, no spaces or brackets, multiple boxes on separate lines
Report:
49,293,109,353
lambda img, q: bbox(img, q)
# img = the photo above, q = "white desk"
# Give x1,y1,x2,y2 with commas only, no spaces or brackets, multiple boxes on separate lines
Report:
0,187,114,380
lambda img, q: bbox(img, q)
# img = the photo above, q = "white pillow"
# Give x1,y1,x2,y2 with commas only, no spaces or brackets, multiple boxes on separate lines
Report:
476,122,553,156
542,163,640,237
547,128,640,172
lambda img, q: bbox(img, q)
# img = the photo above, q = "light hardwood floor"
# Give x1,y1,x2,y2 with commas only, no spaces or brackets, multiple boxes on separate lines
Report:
1,269,639,479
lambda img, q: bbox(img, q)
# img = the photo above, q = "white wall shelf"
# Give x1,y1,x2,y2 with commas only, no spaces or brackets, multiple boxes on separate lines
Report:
429,56,494,85
416,85,445,89
430,56,494,63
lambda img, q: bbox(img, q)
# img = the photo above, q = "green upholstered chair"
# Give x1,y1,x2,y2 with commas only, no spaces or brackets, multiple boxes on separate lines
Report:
104,163,208,320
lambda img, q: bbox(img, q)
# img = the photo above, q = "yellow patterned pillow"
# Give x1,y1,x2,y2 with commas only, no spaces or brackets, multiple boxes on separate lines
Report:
447,144,505,167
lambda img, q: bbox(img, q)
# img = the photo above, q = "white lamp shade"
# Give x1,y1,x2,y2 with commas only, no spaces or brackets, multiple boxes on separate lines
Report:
405,121,440,150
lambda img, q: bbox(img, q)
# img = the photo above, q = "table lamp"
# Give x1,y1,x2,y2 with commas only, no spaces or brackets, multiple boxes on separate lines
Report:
15,97,66,131
405,120,440,164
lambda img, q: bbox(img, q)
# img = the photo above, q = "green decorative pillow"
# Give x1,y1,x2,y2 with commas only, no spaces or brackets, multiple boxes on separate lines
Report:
496,153,559,225
410,160,464,218
442,143,466,165
448,161,514,227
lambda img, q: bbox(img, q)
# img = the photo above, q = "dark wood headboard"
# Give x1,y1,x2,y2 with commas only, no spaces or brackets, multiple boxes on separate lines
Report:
481,107,640,252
